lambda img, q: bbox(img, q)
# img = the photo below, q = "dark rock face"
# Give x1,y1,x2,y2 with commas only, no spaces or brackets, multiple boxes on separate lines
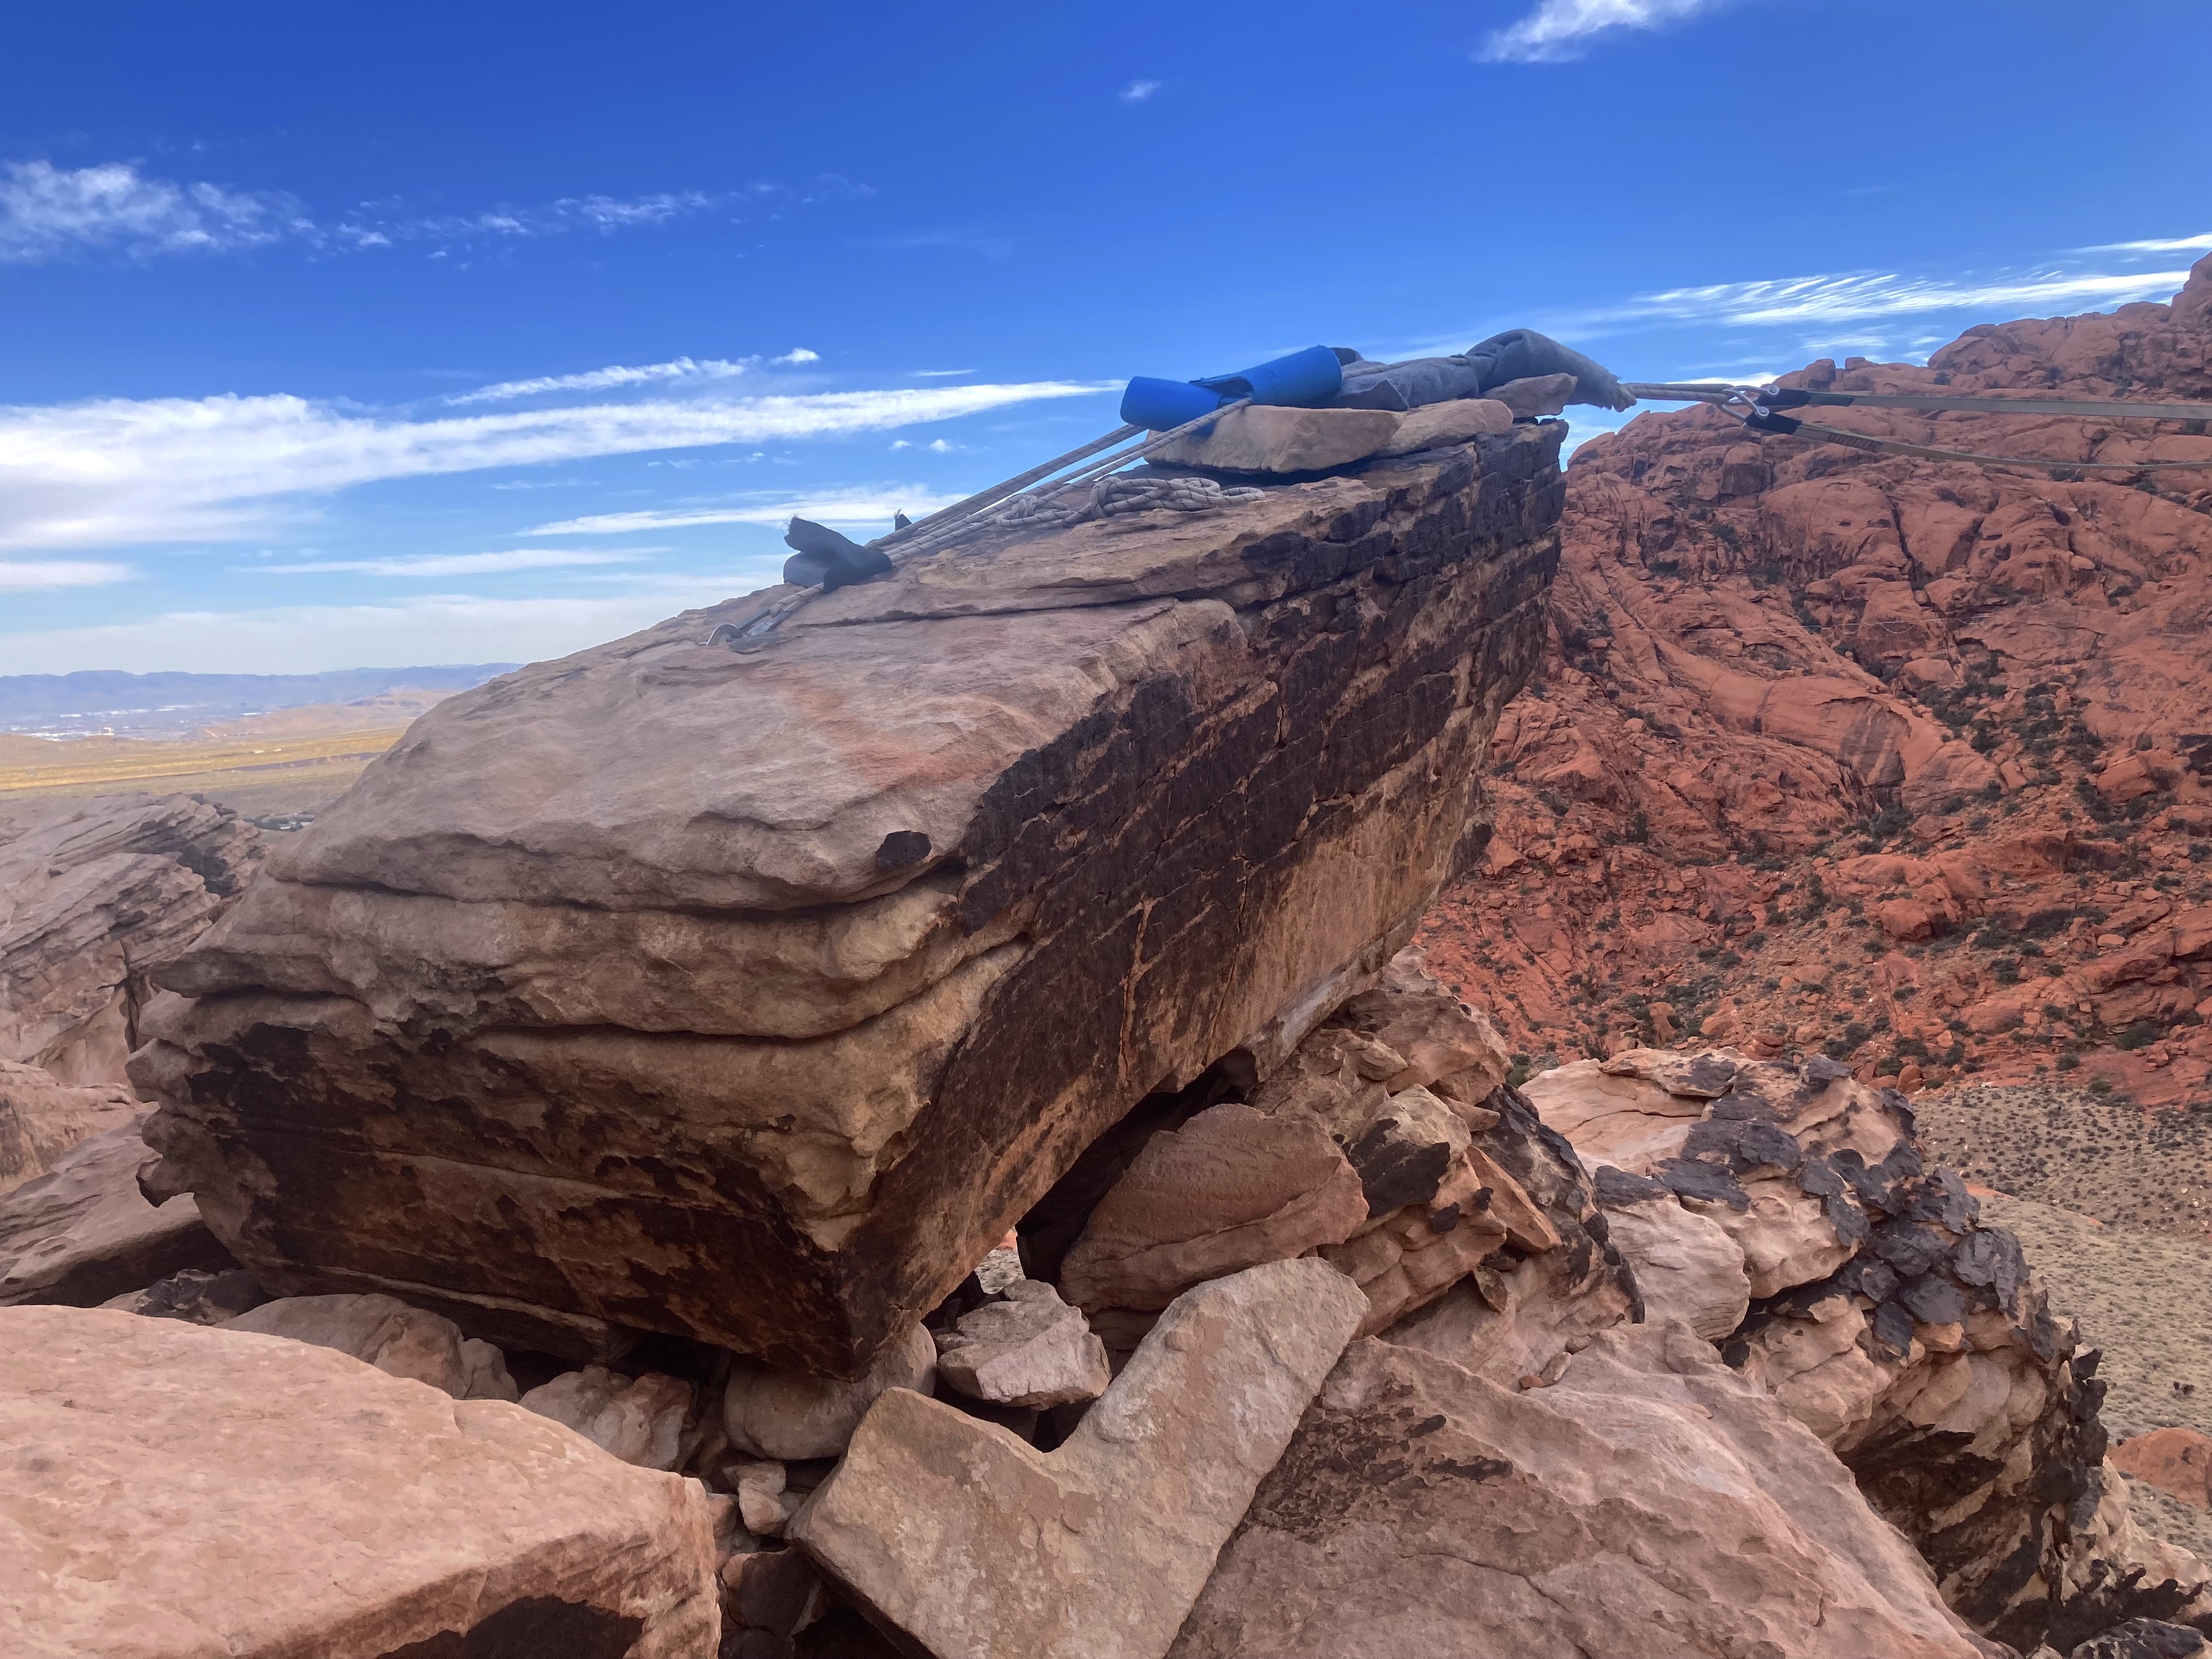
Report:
133,429,1566,1374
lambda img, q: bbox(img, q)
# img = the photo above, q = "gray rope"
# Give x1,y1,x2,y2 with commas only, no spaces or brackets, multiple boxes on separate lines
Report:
724,397,1258,642
1623,381,2212,421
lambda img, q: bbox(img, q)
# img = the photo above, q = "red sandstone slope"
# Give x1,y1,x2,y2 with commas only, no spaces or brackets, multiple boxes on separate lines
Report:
1417,253,2212,1108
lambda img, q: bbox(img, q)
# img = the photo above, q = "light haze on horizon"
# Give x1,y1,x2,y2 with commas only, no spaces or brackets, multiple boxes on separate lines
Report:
1,0,2206,674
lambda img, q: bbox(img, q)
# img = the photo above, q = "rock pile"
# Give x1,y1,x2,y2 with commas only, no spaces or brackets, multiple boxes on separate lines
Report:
1417,251,2212,1107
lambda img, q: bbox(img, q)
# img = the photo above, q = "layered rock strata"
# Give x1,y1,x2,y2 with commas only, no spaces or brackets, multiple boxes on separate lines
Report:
0,1115,228,1307
1531,1047,2211,1653
0,794,259,1088
1171,1323,1998,1659
132,426,1566,1373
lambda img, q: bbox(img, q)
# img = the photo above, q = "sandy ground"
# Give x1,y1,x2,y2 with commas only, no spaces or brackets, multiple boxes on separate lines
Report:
1979,1189,2212,1559
0,694,448,825
1915,1082,2212,1241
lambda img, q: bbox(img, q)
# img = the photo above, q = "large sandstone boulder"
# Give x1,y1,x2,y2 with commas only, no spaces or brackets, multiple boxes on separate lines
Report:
0,794,259,1087
0,1305,721,1658
131,427,1566,1373
1169,1323,1995,1659
789,1257,1367,1659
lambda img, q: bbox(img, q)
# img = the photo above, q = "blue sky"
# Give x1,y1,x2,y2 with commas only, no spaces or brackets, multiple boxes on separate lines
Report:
1,0,2205,675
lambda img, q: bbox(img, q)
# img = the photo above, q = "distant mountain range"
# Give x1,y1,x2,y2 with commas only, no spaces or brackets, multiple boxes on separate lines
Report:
0,666,518,736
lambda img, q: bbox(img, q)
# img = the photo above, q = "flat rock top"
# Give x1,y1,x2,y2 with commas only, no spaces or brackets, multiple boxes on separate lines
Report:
0,1305,716,1659
274,438,1535,912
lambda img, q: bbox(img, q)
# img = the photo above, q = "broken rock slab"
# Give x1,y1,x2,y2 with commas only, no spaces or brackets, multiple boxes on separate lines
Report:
1381,398,1515,455
0,1305,720,1659
0,794,259,1088
934,1277,1109,1409
133,427,1566,1375
789,1257,1367,1659
1170,1322,1993,1659
1058,1102,1367,1316
724,1321,935,1460
1152,404,1404,472
0,1115,230,1307
223,1291,519,1402
0,1060,139,1198
521,1364,694,1470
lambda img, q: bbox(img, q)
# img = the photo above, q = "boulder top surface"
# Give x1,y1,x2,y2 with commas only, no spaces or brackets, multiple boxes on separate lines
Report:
262,431,1560,915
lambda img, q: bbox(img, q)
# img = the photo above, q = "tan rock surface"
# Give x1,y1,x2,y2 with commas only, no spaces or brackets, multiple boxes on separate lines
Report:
1535,1043,2212,1652
1598,1190,1751,1338
222,1291,518,1402
520,1365,694,1470
0,1116,228,1307
0,1305,720,1659
0,794,258,1088
134,428,1567,1373
789,1257,1366,1659
933,1278,1109,1409
723,1321,935,1460
1154,404,1403,472
1170,1323,1990,1659
0,1059,138,1197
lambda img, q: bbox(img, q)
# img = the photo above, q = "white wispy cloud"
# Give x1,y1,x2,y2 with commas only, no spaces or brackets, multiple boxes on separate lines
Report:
1567,266,2193,331
0,558,133,590
0,591,770,676
0,382,1111,552
773,348,820,364
448,357,753,405
252,549,653,577
1121,80,1162,101
524,487,968,536
0,160,304,263
0,159,721,265
1479,0,1745,63
2080,233,2212,254
913,369,975,378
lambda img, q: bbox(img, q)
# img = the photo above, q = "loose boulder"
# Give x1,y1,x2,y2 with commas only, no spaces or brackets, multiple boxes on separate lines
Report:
1058,1103,1367,1316
789,1257,1367,1659
0,1305,720,1658
724,1321,936,1460
521,1364,695,1470
131,427,1567,1375
934,1277,1110,1409
222,1291,518,1401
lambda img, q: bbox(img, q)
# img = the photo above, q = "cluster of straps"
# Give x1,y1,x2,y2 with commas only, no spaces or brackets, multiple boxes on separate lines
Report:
1620,381,2212,474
